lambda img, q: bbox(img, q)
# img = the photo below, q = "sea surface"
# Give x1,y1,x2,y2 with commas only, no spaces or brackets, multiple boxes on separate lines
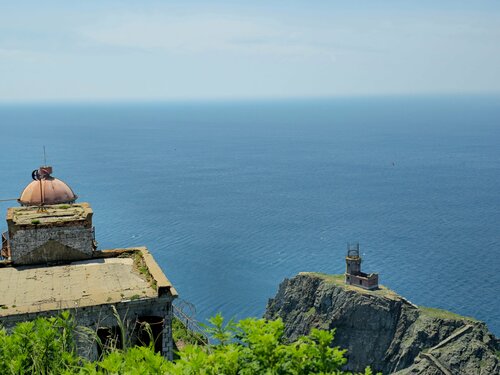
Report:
0,96,499,335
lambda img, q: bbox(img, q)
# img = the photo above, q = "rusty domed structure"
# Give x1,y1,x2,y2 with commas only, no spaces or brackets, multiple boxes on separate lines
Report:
18,166,77,206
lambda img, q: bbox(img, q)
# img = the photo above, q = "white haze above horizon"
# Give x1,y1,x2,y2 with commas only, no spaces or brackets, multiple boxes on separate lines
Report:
1,0,500,102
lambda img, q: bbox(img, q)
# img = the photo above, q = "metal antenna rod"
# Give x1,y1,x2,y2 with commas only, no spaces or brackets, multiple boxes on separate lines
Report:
43,146,47,166
0,198,18,202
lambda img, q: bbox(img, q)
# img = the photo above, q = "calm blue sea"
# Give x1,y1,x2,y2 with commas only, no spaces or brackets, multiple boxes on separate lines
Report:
0,96,499,335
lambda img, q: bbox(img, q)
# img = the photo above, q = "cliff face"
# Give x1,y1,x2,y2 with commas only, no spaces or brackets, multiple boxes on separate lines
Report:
264,273,500,375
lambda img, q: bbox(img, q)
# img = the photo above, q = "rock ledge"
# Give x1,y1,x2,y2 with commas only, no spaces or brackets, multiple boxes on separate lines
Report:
265,273,499,375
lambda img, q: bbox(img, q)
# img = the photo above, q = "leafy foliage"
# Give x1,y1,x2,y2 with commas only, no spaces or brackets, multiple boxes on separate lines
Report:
0,312,378,375
200,312,237,346
172,317,207,347
166,315,375,375
75,346,170,374
0,311,79,374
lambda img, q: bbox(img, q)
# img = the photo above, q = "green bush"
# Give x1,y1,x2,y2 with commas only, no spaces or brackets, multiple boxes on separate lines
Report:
0,311,79,374
165,314,375,375
172,317,207,347
0,312,377,375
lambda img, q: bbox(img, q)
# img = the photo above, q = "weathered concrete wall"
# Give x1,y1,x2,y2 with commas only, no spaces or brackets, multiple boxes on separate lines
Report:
0,296,175,360
9,225,94,265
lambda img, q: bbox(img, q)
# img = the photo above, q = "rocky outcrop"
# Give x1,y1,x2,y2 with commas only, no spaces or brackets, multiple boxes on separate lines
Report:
265,273,499,374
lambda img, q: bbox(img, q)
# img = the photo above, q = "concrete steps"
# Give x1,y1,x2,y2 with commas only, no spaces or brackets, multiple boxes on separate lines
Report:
417,324,474,374
430,324,473,352
421,353,453,375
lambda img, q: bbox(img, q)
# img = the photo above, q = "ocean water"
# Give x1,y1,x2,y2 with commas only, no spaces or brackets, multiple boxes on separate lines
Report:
0,96,499,335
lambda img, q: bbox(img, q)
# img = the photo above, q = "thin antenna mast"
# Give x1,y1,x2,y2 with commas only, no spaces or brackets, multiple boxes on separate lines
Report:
38,146,46,211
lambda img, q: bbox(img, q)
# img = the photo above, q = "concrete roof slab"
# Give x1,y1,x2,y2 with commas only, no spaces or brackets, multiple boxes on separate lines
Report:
0,250,163,317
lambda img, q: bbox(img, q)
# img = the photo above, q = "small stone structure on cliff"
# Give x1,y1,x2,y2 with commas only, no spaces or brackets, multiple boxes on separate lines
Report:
266,272,500,374
0,165,177,360
345,242,378,290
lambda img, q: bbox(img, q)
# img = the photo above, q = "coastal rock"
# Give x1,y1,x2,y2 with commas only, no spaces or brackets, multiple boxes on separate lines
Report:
264,273,500,374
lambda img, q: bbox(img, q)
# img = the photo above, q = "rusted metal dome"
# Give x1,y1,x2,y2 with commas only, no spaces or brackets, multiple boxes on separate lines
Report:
18,166,77,206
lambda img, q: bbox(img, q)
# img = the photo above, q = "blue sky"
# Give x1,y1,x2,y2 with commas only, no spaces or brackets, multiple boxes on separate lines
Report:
1,1,500,101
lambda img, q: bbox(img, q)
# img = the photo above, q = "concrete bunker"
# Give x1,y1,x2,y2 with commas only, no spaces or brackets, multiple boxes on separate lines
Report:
0,165,178,360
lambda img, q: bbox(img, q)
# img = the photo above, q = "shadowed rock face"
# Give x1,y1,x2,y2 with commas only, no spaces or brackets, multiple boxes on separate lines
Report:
264,273,500,375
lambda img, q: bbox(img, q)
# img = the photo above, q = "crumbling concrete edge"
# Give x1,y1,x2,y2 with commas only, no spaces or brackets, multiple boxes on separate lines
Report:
95,247,178,298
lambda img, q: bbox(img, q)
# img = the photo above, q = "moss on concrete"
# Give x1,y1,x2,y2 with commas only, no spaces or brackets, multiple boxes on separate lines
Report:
131,251,158,291
8,203,91,226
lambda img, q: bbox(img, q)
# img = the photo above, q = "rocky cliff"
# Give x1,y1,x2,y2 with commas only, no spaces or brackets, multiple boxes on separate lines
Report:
265,273,499,375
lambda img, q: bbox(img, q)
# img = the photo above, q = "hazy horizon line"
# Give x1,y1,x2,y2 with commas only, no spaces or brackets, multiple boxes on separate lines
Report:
1,91,500,106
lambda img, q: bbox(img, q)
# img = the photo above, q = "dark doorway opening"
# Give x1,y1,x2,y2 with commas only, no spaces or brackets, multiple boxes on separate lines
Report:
96,326,122,358
136,316,164,353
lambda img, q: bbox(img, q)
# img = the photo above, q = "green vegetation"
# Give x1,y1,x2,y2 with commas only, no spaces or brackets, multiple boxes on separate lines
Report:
58,205,71,209
306,272,345,284
0,311,378,374
305,306,317,317
305,273,408,300
419,306,478,322
172,317,206,347
132,251,157,290
31,219,41,225
0,311,78,374
309,273,477,322
164,313,376,375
